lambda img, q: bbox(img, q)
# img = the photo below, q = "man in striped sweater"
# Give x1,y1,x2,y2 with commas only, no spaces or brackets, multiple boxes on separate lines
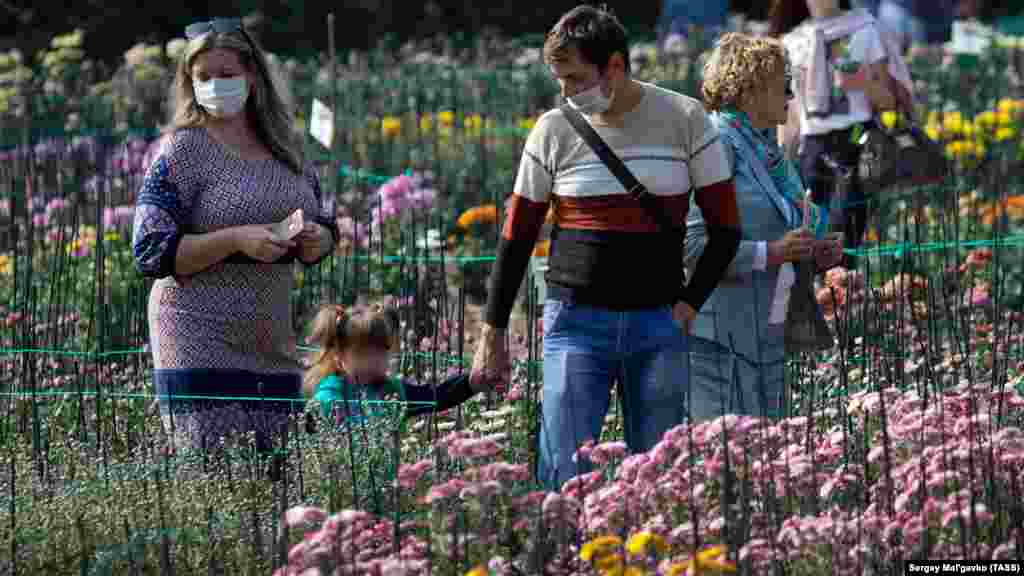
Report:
470,4,742,490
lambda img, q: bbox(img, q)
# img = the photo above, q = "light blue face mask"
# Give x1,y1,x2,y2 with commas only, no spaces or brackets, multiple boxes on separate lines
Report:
567,79,613,115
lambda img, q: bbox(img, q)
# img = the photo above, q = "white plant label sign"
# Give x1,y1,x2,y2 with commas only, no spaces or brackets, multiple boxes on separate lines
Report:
310,98,335,149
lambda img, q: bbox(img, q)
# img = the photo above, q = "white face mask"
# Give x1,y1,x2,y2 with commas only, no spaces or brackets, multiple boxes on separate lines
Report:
567,79,613,115
193,76,249,118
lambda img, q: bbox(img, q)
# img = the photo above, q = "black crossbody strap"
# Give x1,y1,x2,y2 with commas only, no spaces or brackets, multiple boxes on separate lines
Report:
559,104,679,234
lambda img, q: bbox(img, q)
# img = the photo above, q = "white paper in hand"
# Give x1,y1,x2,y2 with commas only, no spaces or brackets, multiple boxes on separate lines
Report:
310,99,334,149
273,209,304,241
768,263,796,325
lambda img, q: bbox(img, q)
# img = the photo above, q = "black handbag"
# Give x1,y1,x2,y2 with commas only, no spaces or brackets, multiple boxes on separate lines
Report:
558,103,689,305
857,116,949,193
784,262,835,354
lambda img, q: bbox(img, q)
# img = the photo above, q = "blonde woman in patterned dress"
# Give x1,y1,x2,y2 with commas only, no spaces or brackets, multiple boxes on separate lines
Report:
131,19,339,459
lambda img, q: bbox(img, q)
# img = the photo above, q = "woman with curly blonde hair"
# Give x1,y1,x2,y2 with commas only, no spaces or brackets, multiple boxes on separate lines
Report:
132,18,340,467
684,32,842,421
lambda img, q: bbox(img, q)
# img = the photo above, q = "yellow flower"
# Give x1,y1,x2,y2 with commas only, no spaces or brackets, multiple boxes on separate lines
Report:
519,117,537,131
437,110,455,127
880,110,899,129
381,116,401,138
594,552,625,572
0,253,12,276
51,29,84,50
995,127,1017,142
580,535,623,562
464,566,488,576
925,123,942,142
942,111,963,134
997,98,1024,115
997,110,1015,126
945,140,985,159
464,114,483,131
666,545,738,575
975,110,998,129
625,531,668,557
419,114,433,134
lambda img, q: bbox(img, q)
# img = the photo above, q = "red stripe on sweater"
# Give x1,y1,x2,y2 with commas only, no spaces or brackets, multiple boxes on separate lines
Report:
693,179,740,229
501,194,549,241
551,195,691,232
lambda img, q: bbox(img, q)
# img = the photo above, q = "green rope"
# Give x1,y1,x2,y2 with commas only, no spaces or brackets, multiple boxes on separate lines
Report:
845,234,1024,257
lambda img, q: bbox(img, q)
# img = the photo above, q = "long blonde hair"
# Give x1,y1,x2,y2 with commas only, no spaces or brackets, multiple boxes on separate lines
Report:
303,304,401,397
165,26,304,175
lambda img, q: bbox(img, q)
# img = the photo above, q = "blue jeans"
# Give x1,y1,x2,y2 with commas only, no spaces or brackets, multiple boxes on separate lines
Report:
538,300,688,490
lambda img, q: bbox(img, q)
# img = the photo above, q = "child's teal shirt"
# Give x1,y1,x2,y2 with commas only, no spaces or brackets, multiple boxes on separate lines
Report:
312,371,475,434
313,373,406,420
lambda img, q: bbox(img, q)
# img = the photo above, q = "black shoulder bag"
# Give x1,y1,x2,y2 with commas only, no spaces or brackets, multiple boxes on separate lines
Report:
558,103,688,300
559,103,680,235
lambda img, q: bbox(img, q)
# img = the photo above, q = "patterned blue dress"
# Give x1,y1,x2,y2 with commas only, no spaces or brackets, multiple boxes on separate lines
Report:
131,127,338,453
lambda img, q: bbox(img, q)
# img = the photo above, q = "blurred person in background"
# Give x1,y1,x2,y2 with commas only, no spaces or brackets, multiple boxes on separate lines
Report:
877,0,956,54
658,0,731,56
771,0,914,269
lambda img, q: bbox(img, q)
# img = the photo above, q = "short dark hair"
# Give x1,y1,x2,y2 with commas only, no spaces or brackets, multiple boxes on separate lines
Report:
543,4,631,75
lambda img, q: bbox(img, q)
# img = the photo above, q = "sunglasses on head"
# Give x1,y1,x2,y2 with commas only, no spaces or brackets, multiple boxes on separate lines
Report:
185,18,245,39
184,18,263,68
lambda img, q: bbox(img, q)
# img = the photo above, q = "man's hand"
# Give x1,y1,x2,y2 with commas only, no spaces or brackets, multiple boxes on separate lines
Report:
814,232,844,271
672,301,696,335
295,222,332,263
469,324,510,394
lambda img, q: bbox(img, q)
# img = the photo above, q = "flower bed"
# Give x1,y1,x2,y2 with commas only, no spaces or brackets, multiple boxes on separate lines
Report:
4,26,1024,576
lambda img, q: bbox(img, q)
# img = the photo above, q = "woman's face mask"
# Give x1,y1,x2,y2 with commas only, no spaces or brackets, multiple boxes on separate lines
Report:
567,77,613,115
193,76,249,118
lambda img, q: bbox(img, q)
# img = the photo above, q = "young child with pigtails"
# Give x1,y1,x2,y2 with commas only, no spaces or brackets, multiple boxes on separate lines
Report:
303,303,487,427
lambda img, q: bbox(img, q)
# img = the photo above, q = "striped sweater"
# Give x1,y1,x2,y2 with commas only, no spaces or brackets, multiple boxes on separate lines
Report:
485,82,742,328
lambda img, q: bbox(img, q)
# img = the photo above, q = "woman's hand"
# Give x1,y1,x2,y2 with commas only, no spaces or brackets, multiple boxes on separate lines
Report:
767,228,815,266
295,222,332,262
233,225,296,262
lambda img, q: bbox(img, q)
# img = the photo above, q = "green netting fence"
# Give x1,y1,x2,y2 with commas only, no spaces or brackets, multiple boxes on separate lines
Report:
2,32,1024,576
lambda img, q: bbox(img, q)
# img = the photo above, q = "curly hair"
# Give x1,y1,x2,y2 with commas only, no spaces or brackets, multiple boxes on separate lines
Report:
701,33,788,113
